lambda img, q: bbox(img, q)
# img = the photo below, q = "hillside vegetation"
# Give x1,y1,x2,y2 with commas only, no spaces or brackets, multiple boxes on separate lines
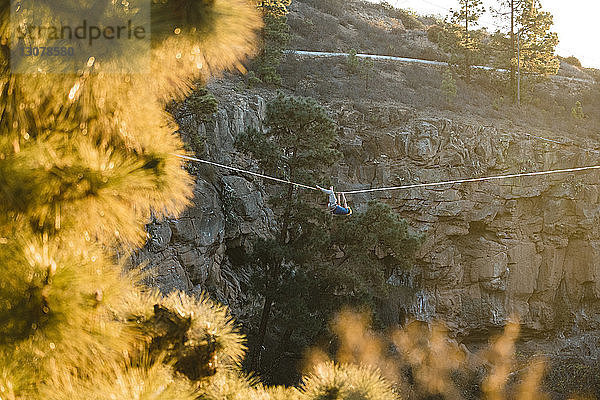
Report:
282,0,600,146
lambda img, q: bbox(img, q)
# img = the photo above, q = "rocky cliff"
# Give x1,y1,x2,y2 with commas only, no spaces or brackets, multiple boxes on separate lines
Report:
134,77,600,340
132,86,275,312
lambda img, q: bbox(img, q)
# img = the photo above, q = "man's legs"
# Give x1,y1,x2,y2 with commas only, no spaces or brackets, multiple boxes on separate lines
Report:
318,185,338,207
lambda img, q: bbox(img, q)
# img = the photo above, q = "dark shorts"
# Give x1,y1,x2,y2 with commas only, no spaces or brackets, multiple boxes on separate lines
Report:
332,205,352,215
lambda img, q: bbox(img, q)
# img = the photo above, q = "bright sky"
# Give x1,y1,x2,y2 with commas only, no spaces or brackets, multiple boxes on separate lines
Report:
375,0,600,68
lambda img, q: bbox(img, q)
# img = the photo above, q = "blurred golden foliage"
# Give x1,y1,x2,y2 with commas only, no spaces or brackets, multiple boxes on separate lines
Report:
302,309,555,400
482,320,521,400
0,0,262,398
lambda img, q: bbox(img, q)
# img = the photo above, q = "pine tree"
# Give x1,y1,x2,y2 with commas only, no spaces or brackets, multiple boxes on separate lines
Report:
347,49,361,74
516,0,559,77
252,0,292,85
489,0,518,101
441,68,458,104
235,93,339,373
360,58,375,92
0,0,265,398
490,0,559,102
237,99,421,381
444,0,486,82
330,202,422,308
571,101,585,120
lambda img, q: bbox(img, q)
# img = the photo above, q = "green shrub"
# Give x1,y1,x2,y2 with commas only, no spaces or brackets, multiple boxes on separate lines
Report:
360,57,375,90
252,2,292,85
493,96,505,111
571,101,585,119
347,49,360,73
246,71,263,88
187,88,218,120
441,68,457,103
346,50,377,91
427,25,444,44
563,56,582,68
191,133,207,154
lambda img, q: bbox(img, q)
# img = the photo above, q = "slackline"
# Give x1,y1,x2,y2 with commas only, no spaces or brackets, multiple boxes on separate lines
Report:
173,154,600,195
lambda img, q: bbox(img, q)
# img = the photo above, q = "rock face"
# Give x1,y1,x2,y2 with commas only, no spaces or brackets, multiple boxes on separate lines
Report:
337,107,600,337
133,87,276,308
137,83,600,338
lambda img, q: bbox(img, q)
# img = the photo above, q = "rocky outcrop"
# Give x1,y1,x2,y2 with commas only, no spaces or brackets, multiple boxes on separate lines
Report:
137,83,600,337
333,102,600,335
133,86,276,308
334,104,600,336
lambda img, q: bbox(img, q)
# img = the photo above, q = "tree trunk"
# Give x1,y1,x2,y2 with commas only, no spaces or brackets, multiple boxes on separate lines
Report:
253,165,295,370
260,327,295,377
517,34,521,106
279,183,294,243
510,0,516,102
253,293,274,370
465,2,471,82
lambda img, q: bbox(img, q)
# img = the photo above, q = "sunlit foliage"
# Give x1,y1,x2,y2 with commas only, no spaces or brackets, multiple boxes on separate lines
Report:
312,310,553,400
442,0,486,81
0,0,261,398
300,362,396,400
